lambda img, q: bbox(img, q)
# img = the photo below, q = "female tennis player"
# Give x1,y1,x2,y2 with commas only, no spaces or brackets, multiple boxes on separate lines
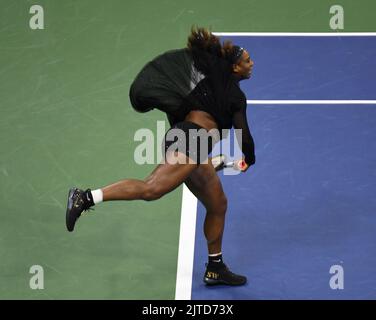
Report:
65,27,255,286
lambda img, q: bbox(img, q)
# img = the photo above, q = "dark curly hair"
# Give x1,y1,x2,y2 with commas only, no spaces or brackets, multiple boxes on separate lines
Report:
187,26,242,65
187,26,223,57
222,40,243,64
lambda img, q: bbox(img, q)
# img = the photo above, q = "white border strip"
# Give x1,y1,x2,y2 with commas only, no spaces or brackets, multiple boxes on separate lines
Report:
214,32,376,36
175,184,198,300
247,100,376,104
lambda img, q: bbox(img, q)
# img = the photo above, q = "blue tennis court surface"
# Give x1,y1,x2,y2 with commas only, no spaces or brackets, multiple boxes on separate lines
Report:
191,36,376,299
238,36,376,100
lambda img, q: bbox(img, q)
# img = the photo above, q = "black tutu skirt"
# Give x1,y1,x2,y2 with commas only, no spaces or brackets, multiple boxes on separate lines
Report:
129,47,238,129
129,48,206,124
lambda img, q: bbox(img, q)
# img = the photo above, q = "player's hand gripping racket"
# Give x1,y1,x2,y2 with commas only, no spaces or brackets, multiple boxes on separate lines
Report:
211,154,247,172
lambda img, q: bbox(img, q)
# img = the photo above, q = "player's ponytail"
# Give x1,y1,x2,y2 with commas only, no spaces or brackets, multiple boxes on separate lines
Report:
187,26,222,57
187,26,227,75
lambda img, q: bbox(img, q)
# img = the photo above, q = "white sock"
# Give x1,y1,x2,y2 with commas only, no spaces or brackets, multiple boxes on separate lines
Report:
208,252,222,257
91,189,103,204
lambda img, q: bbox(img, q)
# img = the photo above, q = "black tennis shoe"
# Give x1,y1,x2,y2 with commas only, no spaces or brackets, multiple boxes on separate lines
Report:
65,188,94,232
203,262,247,286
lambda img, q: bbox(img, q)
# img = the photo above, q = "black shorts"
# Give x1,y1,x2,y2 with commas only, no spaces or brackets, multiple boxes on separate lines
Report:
162,121,217,164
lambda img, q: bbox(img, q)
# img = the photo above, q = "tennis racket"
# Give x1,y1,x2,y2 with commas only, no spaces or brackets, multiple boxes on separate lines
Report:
211,154,247,171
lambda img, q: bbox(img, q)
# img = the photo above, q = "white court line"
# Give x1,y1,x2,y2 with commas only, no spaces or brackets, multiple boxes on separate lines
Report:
247,100,376,104
175,32,376,301
175,184,198,300
214,32,376,36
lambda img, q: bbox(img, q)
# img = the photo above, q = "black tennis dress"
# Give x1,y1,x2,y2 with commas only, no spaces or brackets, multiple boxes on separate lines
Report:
129,47,256,166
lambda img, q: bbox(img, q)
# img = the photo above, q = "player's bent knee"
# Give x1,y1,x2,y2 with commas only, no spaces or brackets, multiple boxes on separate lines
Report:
208,194,227,215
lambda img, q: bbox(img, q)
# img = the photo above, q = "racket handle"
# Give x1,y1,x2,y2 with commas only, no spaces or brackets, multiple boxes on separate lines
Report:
224,160,246,171
224,161,234,168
